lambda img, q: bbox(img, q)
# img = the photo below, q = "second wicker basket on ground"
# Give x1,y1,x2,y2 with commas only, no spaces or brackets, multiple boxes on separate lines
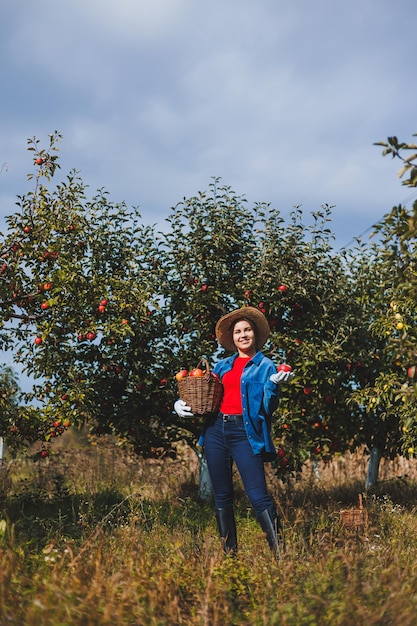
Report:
177,359,223,416
340,494,368,531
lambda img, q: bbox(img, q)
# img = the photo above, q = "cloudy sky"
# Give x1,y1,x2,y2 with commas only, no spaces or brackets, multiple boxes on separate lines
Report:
1,0,416,251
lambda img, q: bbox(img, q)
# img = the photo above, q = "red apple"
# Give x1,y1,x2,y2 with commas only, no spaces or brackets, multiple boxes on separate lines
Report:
34,337,43,345
407,365,417,379
40,449,49,458
277,285,288,292
100,299,109,306
23,225,31,234
303,386,313,395
201,284,208,292
87,331,97,341
35,158,44,165
190,368,204,377
41,302,49,310
277,363,292,372
98,305,106,313
175,369,188,381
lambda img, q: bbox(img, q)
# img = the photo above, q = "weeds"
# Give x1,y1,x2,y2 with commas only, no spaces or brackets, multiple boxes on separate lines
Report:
1,440,417,624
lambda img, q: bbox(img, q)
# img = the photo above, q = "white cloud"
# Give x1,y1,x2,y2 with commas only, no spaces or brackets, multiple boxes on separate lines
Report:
72,0,193,38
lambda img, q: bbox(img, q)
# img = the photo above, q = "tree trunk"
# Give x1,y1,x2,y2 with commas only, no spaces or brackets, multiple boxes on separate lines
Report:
0,439,11,502
365,446,382,490
193,447,213,502
311,458,320,481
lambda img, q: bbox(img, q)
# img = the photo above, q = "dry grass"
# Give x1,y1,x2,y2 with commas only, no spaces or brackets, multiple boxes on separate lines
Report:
2,435,417,625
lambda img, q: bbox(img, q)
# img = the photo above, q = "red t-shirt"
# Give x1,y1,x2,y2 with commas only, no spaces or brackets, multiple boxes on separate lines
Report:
219,356,251,414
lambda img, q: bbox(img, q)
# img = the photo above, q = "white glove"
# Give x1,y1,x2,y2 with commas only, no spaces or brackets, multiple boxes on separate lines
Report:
270,370,295,385
174,399,194,418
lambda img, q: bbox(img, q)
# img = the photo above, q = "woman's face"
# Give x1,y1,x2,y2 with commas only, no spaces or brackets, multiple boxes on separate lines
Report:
232,319,257,357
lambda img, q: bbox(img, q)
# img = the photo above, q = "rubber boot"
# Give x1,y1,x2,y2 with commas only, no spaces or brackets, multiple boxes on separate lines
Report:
215,507,238,554
257,506,282,558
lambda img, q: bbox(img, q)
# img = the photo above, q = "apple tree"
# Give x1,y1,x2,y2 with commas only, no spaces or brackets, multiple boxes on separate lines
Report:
237,205,369,479
345,134,417,485
160,185,366,482
158,180,268,491
0,365,20,457
162,178,262,374
0,133,178,458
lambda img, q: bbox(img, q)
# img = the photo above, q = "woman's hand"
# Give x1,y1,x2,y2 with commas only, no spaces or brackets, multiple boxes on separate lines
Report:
270,370,294,384
174,399,194,418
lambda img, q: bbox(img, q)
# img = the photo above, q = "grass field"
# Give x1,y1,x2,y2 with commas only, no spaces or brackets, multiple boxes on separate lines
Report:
1,432,417,625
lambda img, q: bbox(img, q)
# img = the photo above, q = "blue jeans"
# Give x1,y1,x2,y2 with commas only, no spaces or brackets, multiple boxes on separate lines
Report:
204,415,274,516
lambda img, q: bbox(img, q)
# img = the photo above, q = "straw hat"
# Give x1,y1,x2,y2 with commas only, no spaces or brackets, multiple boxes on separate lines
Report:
215,306,270,352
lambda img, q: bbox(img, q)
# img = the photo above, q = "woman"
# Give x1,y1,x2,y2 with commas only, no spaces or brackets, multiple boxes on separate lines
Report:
174,306,294,556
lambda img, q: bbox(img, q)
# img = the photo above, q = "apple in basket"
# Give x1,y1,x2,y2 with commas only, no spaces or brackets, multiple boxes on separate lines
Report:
190,368,204,377
277,363,292,372
175,369,188,381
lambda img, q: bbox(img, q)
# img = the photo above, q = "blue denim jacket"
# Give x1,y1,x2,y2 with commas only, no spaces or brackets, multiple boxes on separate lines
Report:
198,351,280,457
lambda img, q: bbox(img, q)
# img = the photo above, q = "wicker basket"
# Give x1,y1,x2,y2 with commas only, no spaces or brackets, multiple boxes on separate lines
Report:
340,494,368,531
177,359,223,416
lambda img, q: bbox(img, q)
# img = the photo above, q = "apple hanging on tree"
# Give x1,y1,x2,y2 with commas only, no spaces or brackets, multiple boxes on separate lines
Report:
407,365,417,380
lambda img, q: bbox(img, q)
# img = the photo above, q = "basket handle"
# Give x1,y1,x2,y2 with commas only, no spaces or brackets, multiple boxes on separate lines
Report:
196,358,212,380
